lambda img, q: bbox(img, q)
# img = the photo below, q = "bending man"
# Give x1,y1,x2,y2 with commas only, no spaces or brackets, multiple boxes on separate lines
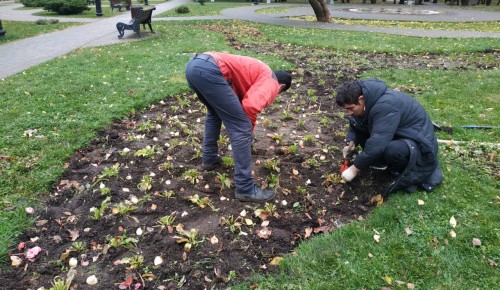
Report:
185,52,292,202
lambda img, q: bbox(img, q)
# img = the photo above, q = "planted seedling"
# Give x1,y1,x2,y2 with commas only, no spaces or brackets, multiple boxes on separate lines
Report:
221,156,234,168
137,120,155,133
254,202,278,220
183,169,203,185
188,194,214,210
107,232,138,249
159,190,175,199
70,241,86,252
96,182,111,196
49,276,73,290
89,196,111,220
297,119,305,128
135,145,161,158
303,157,320,169
157,213,176,230
159,161,174,171
216,172,232,189
173,224,202,252
322,173,343,187
296,185,308,195
303,134,317,145
138,175,153,192
222,215,243,234
112,202,137,215
124,254,144,270
266,173,280,189
263,158,281,173
98,164,120,179
319,116,331,127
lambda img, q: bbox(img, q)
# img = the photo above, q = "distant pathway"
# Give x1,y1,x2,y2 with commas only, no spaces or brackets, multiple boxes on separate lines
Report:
0,1,499,79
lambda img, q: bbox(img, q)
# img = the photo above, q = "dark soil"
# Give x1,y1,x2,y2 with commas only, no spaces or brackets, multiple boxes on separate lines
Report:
1,26,496,290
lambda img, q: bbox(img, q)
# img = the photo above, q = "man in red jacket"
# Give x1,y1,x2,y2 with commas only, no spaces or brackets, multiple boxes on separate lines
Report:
185,52,292,202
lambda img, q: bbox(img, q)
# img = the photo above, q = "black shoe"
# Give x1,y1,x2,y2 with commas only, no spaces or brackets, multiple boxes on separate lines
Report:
201,156,222,171
235,186,275,202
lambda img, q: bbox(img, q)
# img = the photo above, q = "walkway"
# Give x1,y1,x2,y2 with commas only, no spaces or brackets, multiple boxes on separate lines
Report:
0,1,499,79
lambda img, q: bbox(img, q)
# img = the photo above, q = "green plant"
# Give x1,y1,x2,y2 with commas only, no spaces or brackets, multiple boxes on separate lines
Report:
296,185,308,195
289,143,298,154
322,173,343,187
157,214,176,227
188,194,214,209
159,190,175,199
303,134,317,144
124,255,144,270
269,133,284,143
135,145,161,158
159,162,174,171
266,173,280,189
221,156,234,167
175,5,190,14
297,119,305,127
112,202,137,215
137,120,155,133
198,0,206,5
173,224,202,252
216,172,232,189
107,232,138,249
49,276,72,290
223,215,243,234
34,18,59,25
263,158,281,173
138,175,153,192
183,169,202,185
98,164,120,179
96,182,111,195
43,0,90,15
319,116,331,127
89,196,111,220
303,157,320,169
70,241,86,252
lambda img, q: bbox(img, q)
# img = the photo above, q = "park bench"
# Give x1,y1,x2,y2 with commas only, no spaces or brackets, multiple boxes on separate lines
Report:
109,0,122,12
116,6,156,39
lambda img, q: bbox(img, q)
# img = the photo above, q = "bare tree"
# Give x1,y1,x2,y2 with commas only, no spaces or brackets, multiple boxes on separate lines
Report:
309,0,331,23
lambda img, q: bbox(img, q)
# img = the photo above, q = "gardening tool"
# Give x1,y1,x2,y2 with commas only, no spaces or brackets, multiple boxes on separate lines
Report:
340,141,355,173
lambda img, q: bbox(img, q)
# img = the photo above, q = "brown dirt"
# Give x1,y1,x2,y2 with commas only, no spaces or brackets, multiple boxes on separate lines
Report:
1,27,496,290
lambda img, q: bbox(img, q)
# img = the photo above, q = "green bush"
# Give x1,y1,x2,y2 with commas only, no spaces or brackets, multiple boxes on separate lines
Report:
175,5,190,14
198,0,206,5
43,0,90,15
34,18,60,25
21,0,48,7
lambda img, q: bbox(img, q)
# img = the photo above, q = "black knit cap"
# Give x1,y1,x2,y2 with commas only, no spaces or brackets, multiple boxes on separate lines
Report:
273,70,292,92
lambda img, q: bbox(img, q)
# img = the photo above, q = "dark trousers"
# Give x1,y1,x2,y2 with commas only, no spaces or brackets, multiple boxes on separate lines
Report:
384,139,416,172
185,55,254,194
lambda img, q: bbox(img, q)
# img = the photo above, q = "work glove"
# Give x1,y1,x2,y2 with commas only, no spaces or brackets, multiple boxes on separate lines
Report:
342,141,355,159
341,165,359,182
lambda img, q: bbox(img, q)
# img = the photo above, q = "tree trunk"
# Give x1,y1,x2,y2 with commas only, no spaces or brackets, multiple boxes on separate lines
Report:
308,0,331,23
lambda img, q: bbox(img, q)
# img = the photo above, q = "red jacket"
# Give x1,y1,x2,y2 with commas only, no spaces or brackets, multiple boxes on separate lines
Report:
206,52,280,130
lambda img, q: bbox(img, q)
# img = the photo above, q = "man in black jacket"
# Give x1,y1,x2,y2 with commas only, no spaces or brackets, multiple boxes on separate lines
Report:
336,78,443,194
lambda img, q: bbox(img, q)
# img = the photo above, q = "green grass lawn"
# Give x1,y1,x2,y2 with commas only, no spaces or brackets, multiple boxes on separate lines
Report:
155,2,250,17
0,20,81,44
0,19,498,288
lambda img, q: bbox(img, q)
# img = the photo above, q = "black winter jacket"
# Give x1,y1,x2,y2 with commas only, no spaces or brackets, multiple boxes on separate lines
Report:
347,79,440,188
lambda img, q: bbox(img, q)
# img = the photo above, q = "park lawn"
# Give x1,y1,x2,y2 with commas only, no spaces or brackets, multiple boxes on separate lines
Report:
0,19,498,288
0,20,81,44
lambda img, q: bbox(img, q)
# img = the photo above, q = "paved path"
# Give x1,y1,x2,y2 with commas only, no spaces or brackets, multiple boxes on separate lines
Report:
0,1,499,79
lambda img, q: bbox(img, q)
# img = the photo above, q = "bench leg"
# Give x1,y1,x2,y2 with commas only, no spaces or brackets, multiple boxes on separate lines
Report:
116,22,127,38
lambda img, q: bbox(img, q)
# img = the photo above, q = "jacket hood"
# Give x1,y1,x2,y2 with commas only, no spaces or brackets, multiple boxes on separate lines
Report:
358,78,388,114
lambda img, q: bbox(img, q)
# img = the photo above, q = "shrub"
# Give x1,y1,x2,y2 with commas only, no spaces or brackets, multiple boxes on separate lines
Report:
21,0,48,7
198,0,206,5
34,18,60,25
43,0,90,15
175,5,190,14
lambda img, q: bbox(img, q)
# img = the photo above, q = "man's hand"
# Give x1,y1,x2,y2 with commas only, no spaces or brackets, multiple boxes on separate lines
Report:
342,141,355,159
341,165,360,182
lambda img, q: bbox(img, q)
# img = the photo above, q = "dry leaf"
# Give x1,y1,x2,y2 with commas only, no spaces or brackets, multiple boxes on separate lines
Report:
154,256,163,266
373,234,381,243
67,229,79,241
269,256,283,266
261,220,270,227
210,235,219,245
449,230,456,238
417,199,425,206
383,276,392,284
370,194,384,206
405,227,413,236
472,238,481,247
407,282,416,289
257,228,272,239
449,216,457,228
10,256,22,267
304,227,313,239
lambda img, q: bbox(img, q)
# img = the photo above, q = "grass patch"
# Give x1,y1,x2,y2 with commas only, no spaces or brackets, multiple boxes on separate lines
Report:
0,20,80,44
156,2,249,17
290,16,500,33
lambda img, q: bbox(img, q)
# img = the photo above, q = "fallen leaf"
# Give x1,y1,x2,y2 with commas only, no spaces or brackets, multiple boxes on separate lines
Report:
269,256,283,266
417,199,425,206
69,257,78,268
304,227,313,239
472,238,481,247
256,228,272,239
261,220,270,227
370,194,384,206
407,282,416,289
17,242,26,251
373,234,380,243
488,258,497,267
67,229,79,241
405,227,413,236
449,216,457,228
204,276,213,282
383,275,392,284
10,256,22,267
449,230,456,238
210,235,219,245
